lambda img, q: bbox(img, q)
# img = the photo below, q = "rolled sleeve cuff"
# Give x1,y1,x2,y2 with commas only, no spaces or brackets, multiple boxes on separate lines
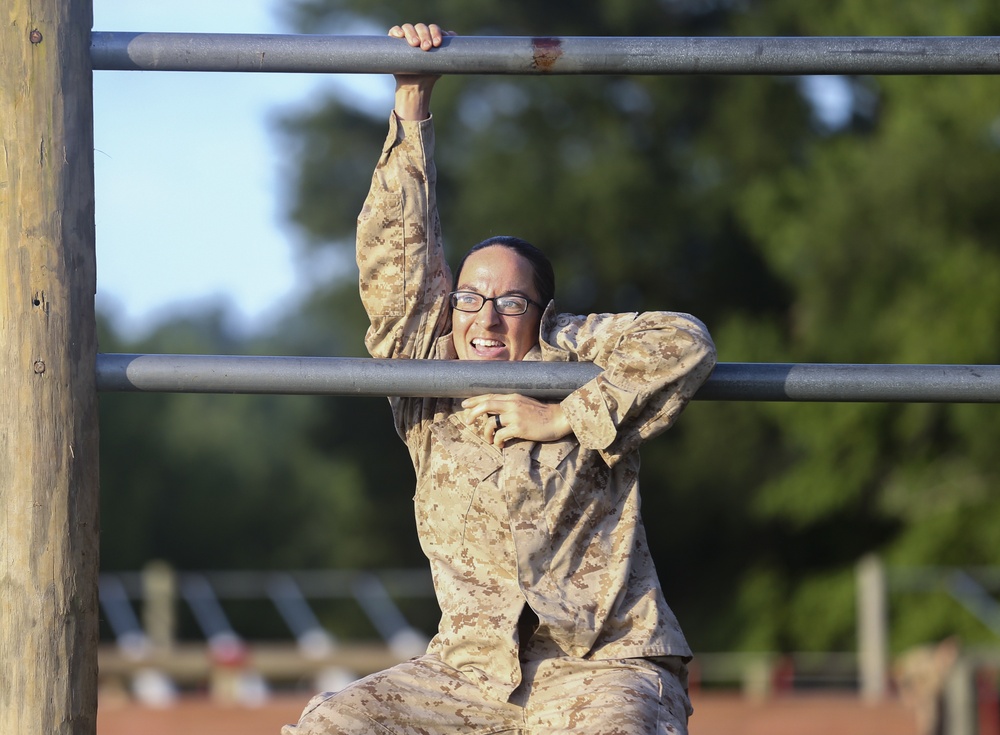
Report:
560,376,637,454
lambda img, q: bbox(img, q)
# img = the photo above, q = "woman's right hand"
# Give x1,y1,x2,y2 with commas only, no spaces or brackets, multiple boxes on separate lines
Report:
389,23,455,121
389,22,449,51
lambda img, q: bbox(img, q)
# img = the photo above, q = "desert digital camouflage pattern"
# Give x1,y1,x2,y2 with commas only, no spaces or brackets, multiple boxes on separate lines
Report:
283,114,716,734
283,653,693,734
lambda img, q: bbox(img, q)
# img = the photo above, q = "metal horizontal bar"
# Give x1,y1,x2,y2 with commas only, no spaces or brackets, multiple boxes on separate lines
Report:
89,33,1000,75
698,363,1000,403
95,353,1000,402
96,353,601,400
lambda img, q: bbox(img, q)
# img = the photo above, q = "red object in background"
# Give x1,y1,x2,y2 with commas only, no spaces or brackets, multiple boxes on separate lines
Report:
208,634,248,668
772,655,796,693
977,667,1000,735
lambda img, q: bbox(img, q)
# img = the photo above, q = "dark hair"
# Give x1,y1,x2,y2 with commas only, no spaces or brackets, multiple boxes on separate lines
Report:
454,235,556,307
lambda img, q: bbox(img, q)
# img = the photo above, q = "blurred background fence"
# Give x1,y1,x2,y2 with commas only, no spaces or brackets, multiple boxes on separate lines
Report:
97,557,1000,735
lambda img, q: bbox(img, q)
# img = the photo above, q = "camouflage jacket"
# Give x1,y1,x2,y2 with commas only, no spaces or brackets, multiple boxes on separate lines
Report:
357,113,717,702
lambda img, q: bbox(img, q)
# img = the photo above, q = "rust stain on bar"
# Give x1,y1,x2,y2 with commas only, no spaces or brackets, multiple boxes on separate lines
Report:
531,37,563,71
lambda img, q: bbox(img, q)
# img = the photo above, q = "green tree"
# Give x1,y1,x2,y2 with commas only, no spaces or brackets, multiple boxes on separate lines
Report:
277,0,815,652
729,1,1000,651
276,0,1000,655
98,0,1000,654
97,309,401,574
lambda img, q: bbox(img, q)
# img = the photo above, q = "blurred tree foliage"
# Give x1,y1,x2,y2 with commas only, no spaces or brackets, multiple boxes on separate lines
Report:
98,310,399,572
99,0,1000,653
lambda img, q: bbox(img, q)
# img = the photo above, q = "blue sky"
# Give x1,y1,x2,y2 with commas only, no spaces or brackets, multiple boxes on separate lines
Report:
92,1,390,339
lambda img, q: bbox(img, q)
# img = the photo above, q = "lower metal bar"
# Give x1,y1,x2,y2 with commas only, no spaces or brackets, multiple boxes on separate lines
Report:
90,33,1000,75
95,353,1000,403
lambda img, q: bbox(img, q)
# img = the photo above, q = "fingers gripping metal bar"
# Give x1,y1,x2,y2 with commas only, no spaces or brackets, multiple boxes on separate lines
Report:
95,354,1000,403
90,33,1000,76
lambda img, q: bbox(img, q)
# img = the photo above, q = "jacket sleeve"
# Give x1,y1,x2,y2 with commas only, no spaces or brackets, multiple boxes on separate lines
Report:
356,113,453,361
549,310,717,466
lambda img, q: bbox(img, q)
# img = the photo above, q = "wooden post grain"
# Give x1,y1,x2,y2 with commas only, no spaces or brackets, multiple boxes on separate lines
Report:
1,1,100,733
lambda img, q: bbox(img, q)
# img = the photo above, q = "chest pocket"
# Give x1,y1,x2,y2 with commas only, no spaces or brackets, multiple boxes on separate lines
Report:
415,415,502,545
530,437,580,501
529,438,613,532
532,438,576,474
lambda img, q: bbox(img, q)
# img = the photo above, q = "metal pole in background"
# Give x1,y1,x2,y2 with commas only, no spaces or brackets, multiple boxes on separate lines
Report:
90,33,1000,76
857,555,888,702
95,354,1000,403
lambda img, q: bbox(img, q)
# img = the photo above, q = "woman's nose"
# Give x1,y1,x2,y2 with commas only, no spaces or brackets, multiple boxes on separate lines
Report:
475,300,501,326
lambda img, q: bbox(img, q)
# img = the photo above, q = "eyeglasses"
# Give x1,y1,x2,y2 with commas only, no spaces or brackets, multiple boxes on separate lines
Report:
449,290,544,316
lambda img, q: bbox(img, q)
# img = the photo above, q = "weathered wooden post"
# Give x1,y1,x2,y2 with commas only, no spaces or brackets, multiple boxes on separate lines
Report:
1,1,100,733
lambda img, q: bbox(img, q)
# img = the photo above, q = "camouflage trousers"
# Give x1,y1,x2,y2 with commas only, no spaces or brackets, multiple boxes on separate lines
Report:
281,653,692,734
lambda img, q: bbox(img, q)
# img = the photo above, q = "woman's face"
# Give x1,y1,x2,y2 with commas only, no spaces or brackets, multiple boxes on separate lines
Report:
452,246,543,361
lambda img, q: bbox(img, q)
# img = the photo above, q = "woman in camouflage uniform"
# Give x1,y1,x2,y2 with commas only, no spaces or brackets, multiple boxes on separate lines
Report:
283,22,716,735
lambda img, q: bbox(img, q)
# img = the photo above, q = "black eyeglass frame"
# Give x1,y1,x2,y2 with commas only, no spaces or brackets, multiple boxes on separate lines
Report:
448,290,545,317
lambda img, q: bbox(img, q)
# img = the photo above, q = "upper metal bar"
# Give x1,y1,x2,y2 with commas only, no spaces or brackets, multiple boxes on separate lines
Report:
89,33,1000,75
95,354,1000,402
